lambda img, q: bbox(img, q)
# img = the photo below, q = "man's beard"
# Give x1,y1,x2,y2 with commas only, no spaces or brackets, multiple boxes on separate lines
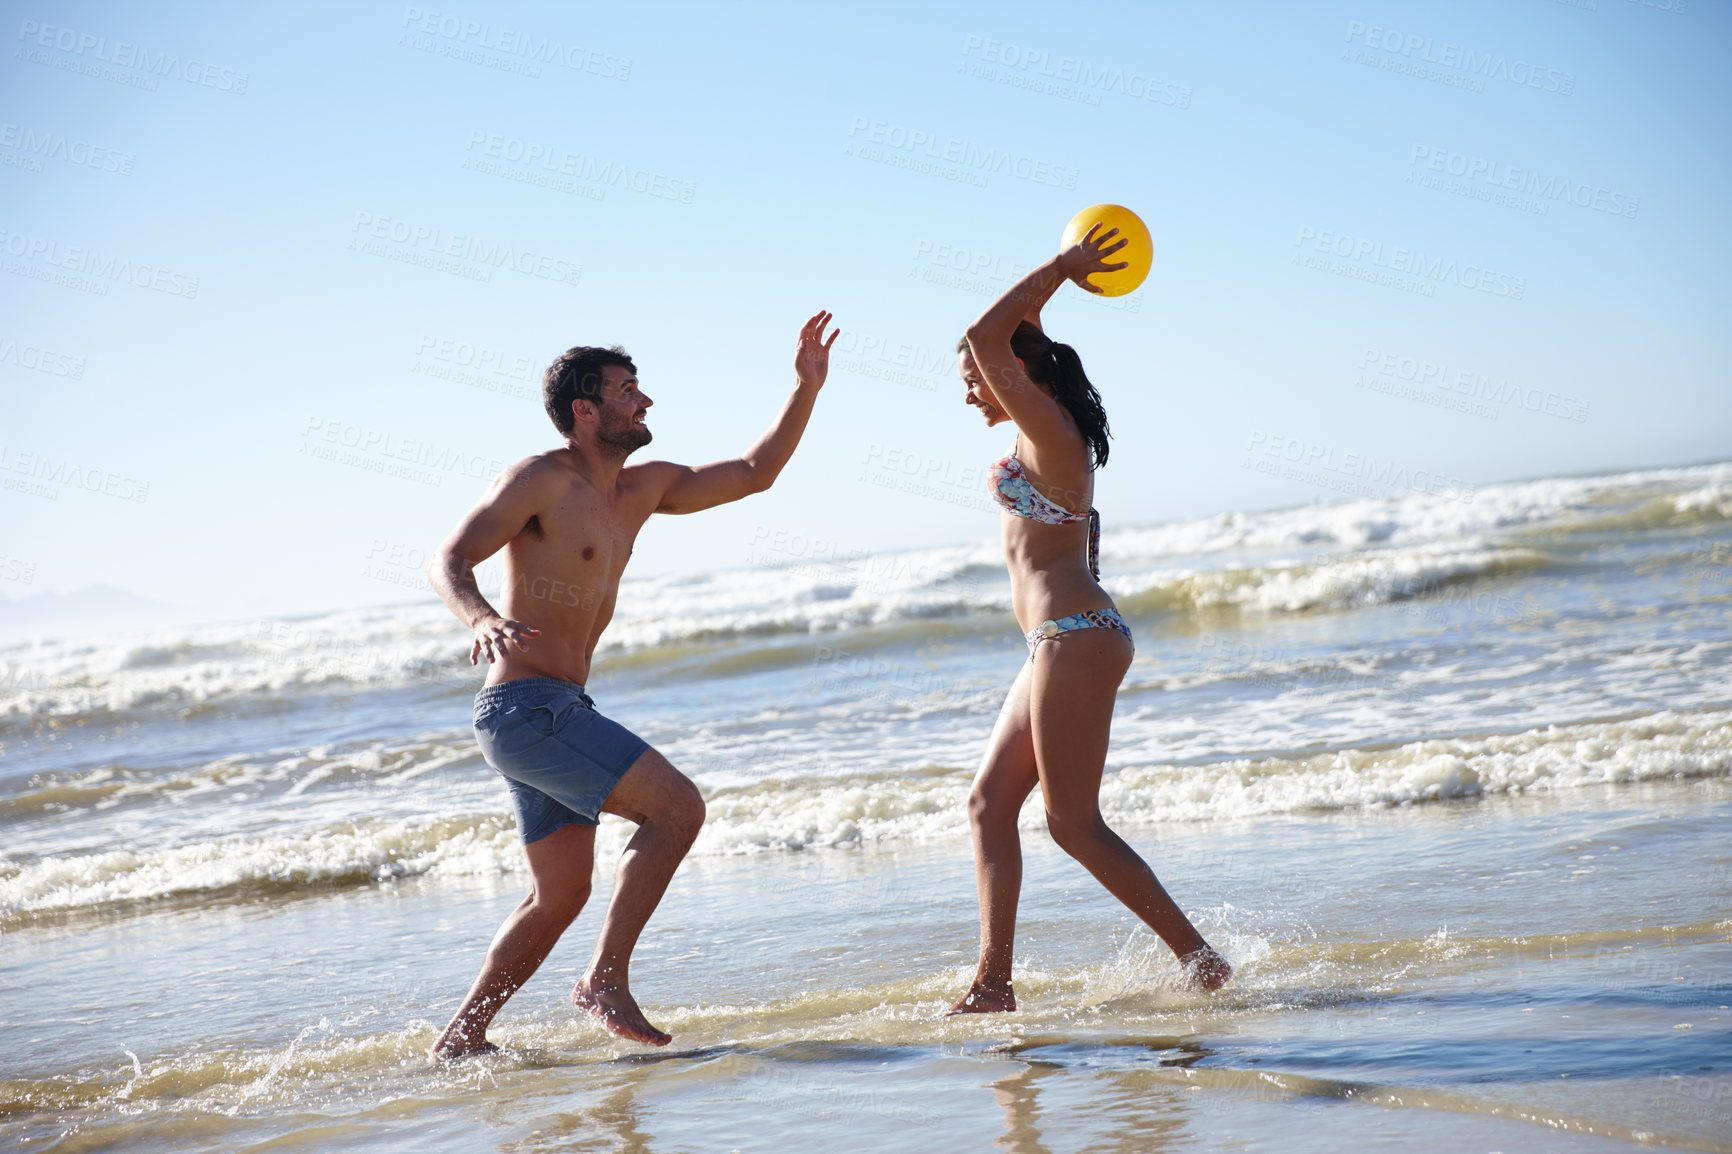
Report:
597,408,652,455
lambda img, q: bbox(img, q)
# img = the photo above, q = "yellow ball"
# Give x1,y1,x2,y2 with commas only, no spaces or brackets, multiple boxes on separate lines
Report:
1060,203,1152,297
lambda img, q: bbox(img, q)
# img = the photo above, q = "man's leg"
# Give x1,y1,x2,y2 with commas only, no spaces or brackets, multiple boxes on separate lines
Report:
431,822,596,1059
571,747,705,1046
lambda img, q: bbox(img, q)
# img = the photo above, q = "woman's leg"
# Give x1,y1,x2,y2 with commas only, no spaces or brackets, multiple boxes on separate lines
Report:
947,660,1041,1014
1028,628,1231,989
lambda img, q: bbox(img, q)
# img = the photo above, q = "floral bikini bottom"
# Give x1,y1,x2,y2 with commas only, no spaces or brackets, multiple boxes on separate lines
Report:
1023,607,1134,657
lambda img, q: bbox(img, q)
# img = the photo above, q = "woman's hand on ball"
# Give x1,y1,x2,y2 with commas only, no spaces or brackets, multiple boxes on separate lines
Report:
1057,224,1130,293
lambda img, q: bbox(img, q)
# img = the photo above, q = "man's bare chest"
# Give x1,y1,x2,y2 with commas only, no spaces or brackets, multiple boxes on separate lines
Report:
512,491,647,579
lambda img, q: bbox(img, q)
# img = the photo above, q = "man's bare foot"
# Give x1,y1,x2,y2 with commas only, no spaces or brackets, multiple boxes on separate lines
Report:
429,1034,499,1062
572,976,672,1046
945,980,1017,1016
1178,946,1233,991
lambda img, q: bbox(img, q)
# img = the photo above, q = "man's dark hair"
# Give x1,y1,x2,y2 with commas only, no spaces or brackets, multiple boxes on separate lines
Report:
543,345,636,436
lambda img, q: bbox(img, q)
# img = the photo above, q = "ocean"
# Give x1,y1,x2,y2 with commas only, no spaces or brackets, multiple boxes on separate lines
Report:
3,460,1729,1152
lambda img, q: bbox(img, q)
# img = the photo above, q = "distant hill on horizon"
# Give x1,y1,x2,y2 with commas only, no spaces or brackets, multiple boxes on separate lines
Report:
0,585,184,632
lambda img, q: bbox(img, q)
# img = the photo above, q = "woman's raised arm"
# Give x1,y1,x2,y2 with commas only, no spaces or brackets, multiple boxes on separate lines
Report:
963,227,1126,440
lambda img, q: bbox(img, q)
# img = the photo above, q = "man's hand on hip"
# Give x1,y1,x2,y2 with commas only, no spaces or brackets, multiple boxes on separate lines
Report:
472,615,542,665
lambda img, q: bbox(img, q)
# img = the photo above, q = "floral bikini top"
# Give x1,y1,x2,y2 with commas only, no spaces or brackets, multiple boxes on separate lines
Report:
988,440,1102,580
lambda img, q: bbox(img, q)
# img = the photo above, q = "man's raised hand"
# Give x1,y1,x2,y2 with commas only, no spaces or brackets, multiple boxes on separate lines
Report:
471,615,541,665
794,310,840,388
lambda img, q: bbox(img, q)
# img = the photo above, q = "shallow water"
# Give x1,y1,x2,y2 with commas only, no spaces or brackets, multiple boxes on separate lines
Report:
5,783,1728,1152
3,463,1730,1150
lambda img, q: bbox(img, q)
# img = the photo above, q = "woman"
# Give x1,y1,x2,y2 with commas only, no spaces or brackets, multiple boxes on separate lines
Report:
949,226,1231,1014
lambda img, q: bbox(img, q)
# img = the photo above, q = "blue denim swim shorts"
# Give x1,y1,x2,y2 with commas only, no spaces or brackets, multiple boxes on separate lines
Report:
472,677,650,844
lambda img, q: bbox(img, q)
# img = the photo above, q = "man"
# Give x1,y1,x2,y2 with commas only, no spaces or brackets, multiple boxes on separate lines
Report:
426,311,839,1058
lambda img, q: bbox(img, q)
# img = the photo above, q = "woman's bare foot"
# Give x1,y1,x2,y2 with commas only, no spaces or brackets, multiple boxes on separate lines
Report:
945,980,1017,1016
429,1032,499,1062
1178,946,1233,991
572,976,672,1046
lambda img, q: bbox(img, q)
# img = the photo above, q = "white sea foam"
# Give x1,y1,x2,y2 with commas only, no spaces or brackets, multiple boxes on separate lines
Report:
0,605,470,722
1110,543,1541,614
5,709,1725,925
1099,708,1732,822
0,814,522,925
1107,460,1732,561
0,733,489,830
2,461,1725,723
1672,478,1732,519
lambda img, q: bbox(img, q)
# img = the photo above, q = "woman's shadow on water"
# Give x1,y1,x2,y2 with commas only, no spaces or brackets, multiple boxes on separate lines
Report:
988,1039,1219,1154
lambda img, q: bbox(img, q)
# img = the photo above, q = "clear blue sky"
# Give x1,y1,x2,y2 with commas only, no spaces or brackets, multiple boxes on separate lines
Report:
4,0,1728,621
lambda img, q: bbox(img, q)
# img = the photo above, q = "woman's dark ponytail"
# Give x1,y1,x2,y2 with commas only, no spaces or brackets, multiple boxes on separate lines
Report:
1008,322,1111,467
